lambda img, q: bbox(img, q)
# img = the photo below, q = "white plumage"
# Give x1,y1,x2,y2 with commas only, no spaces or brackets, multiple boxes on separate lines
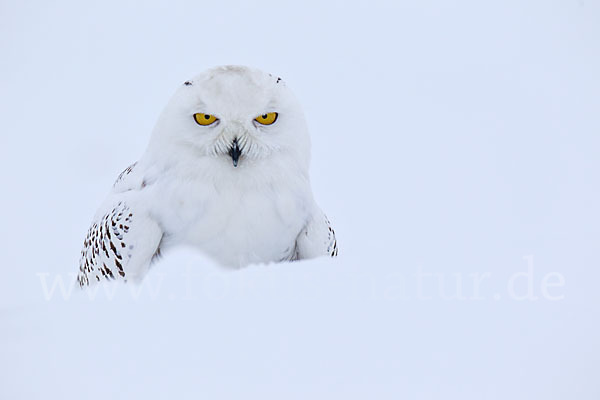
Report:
77,65,337,287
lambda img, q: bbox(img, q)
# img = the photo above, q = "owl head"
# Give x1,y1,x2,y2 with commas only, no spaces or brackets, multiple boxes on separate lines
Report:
147,66,311,173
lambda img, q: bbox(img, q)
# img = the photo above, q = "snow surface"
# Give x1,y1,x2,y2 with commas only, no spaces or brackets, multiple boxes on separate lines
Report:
1,0,599,398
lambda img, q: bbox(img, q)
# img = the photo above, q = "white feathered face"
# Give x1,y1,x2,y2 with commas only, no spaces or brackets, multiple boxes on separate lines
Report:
151,66,309,169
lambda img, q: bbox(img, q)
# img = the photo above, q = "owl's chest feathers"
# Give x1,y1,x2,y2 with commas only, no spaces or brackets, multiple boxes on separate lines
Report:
151,165,311,266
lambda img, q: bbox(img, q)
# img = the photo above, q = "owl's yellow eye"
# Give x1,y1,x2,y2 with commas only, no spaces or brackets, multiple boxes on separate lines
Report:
193,113,218,126
254,112,278,125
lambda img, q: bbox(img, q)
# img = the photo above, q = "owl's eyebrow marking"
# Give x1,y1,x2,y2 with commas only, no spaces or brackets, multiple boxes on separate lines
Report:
184,81,193,86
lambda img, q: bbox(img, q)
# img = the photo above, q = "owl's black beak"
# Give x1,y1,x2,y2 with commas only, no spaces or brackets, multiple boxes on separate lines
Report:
228,138,241,167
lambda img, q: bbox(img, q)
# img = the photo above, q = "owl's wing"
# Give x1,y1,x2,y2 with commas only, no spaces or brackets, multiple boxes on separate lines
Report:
294,209,338,260
77,165,163,287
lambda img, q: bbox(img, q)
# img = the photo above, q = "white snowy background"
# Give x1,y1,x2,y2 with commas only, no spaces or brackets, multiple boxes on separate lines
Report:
1,0,599,398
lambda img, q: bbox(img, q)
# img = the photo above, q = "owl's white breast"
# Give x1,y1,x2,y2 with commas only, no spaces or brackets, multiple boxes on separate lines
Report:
145,156,313,267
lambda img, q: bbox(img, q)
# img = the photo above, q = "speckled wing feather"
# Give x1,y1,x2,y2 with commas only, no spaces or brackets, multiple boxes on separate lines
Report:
294,210,338,260
77,164,163,287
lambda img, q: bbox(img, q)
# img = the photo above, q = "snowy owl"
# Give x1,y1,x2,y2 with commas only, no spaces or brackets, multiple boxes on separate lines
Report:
77,65,337,287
